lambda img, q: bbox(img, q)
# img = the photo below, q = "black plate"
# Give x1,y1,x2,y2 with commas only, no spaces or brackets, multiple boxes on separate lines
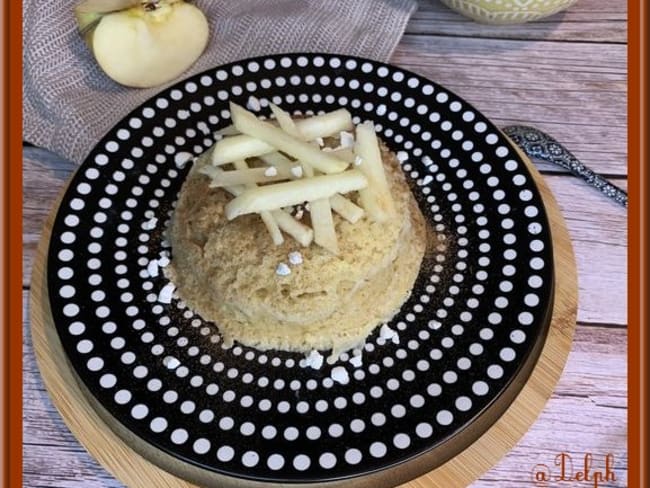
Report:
47,53,554,483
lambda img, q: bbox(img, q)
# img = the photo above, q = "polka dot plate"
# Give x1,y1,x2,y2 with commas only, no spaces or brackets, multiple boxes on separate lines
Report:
47,54,554,484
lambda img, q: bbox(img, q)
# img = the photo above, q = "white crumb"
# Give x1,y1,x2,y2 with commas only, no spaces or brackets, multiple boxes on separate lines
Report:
354,155,363,166
264,166,278,177
146,260,159,278
157,256,170,268
288,251,303,265
290,166,303,178
421,175,434,185
429,320,442,330
422,155,433,166
158,282,176,304
321,146,333,152
301,350,324,370
164,356,180,369
161,239,171,248
330,366,350,385
159,250,170,259
379,324,400,344
339,131,355,148
314,137,325,147
142,217,158,230
295,208,304,220
304,202,311,211
396,151,409,163
275,262,291,276
246,95,261,112
349,354,363,368
174,152,193,168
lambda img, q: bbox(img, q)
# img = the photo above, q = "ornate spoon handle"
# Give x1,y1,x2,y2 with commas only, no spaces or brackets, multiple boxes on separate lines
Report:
502,125,627,208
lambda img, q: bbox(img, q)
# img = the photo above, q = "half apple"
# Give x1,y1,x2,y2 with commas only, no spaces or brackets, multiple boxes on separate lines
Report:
75,0,209,88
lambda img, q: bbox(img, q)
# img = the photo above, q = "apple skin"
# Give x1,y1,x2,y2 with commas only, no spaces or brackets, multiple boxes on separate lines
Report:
87,1,209,88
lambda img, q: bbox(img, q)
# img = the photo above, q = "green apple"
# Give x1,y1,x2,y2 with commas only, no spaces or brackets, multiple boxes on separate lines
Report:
75,0,209,88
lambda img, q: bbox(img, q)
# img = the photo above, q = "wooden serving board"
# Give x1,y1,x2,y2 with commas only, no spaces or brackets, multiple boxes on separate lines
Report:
29,148,578,488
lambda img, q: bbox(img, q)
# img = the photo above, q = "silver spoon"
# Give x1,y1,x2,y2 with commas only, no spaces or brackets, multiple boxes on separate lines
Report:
502,125,627,208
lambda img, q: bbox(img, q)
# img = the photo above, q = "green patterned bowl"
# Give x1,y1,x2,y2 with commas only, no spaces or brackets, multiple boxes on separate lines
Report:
440,0,578,24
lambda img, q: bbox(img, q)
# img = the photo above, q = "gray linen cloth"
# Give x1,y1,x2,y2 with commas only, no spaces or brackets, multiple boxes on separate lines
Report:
23,0,417,164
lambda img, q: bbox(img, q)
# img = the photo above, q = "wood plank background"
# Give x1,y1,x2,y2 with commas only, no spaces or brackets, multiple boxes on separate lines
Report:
22,0,628,486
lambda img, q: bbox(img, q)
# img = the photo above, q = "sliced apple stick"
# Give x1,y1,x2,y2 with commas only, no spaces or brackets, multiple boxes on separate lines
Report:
259,151,294,170
215,109,351,138
214,124,240,137
268,111,364,229
294,151,338,254
200,165,288,187
270,210,314,247
330,148,355,163
222,185,245,197
229,103,348,174
207,167,291,187
212,136,274,166
212,127,354,166
258,211,284,245
354,121,396,222
269,103,302,139
222,184,312,245
269,104,320,177
206,146,362,224
304,155,363,224
233,160,284,245
296,108,353,139
198,164,219,179
225,170,368,220
309,198,338,254
329,194,364,223
258,152,297,177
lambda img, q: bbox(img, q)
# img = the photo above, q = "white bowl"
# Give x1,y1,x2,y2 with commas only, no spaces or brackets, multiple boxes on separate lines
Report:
440,0,579,24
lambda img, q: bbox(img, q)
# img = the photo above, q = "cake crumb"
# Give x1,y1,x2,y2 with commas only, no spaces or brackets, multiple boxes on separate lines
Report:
422,155,433,166
275,262,291,276
264,166,278,177
421,175,434,185
315,137,325,147
339,131,355,148
291,166,303,178
288,251,303,265
157,256,170,268
354,155,363,166
331,366,350,385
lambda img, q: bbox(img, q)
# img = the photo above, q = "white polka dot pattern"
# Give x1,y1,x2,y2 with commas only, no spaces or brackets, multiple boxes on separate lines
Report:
47,54,553,481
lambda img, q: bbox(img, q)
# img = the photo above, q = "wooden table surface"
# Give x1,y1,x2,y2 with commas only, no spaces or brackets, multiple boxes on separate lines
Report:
22,1,628,486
